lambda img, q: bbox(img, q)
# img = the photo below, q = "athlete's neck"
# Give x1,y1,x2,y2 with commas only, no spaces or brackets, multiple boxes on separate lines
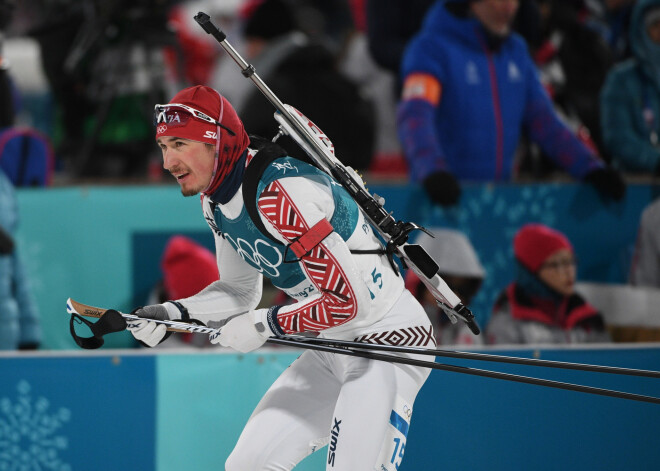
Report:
209,150,247,204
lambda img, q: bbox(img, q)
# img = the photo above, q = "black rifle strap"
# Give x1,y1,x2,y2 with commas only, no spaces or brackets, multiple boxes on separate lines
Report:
242,139,289,245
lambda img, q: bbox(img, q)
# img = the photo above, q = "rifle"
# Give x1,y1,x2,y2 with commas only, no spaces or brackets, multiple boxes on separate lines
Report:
194,12,480,335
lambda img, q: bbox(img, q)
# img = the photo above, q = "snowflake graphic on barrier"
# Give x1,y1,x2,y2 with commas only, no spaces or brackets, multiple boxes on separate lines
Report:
0,380,71,471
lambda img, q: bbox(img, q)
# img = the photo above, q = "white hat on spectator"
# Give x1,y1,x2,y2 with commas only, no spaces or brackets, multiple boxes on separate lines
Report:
412,228,485,279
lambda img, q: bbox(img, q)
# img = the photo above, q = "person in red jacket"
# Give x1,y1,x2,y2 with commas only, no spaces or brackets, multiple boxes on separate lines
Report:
486,223,610,344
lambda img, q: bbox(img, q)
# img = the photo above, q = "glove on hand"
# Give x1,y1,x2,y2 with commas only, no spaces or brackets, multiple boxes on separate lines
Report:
18,342,39,350
583,167,626,201
0,225,14,255
127,302,182,347
211,309,274,353
422,171,461,207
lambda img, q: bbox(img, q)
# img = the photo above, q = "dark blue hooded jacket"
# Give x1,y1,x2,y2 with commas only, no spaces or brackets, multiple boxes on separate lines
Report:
397,0,603,182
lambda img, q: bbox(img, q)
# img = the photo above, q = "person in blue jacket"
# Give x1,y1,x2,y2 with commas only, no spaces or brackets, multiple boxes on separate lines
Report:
0,168,41,350
397,0,625,206
600,0,660,174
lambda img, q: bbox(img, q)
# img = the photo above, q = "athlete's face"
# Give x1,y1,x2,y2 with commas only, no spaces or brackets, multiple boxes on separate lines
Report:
158,137,215,196
471,0,519,37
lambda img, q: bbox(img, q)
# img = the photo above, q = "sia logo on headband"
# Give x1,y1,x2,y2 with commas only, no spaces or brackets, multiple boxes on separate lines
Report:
168,112,183,123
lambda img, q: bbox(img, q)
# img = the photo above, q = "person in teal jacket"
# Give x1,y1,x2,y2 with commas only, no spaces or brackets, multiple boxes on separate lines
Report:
397,0,625,206
600,0,660,174
0,168,41,350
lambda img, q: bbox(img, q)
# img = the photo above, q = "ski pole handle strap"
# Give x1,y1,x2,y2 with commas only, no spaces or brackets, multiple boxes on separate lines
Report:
69,310,128,349
289,218,333,258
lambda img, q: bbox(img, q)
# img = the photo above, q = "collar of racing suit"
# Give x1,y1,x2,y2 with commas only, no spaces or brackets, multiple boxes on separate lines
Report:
209,150,248,204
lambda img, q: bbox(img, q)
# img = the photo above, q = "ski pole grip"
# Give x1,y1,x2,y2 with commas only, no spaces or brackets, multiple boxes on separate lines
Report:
194,12,226,42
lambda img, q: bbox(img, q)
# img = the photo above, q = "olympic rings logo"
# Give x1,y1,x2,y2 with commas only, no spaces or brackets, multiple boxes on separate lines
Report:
224,234,282,278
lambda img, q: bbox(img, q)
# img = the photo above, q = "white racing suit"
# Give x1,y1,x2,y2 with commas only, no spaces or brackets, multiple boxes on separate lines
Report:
177,152,434,470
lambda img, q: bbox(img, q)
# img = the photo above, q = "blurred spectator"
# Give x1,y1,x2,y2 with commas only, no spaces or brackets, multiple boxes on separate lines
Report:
528,0,613,165
0,127,55,187
236,0,375,171
365,0,436,82
578,1,635,62
28,0,177,179
148,235,219,348
338,0,410,176
0,1,56,188
629,197,660,288
486,223,610,344
291,0,355,51
0,167,41,350
163,2,220,87
600,0,660,175
405,228,485,345
603,0,636,61
576,279,660,342
511,0,542,46
363,0,537,175
365,0,538,92
0,0,16,128
0,58,12,127
397,0,625,208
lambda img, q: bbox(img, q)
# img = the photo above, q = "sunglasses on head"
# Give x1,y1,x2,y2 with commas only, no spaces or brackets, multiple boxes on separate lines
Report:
154,103,236,136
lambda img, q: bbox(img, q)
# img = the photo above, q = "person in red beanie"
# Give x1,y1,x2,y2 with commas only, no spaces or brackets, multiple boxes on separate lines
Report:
161,235,219,300
125,84,434,470
485,223,610,344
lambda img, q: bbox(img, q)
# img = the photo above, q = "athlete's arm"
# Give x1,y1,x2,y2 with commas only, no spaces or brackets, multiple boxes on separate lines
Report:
256,176,372,334
175,211,263,326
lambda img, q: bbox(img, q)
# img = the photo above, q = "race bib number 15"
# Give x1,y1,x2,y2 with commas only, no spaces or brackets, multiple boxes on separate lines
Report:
375,395,412,471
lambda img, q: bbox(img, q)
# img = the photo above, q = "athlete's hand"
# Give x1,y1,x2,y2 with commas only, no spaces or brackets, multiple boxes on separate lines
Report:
127,302,182,347
210,309,274,353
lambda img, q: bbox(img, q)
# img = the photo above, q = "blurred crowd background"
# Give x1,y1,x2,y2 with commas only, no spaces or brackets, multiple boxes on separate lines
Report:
4,0,646,184
2,0,660,350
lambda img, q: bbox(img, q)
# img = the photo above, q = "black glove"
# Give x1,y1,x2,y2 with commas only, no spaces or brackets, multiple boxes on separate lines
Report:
583,167,626,201
18,342,39,351
422,170,461,207
0,225,14,255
